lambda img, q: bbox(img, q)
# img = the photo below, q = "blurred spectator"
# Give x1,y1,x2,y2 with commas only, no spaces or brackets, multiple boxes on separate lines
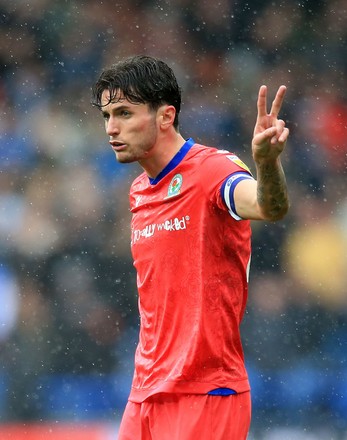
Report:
0,265,19,344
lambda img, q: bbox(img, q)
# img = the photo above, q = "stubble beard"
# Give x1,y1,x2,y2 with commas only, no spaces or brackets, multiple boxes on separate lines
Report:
115,121,158,165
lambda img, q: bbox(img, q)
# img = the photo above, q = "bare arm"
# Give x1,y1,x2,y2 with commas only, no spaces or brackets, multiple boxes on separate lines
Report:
234,85,289,221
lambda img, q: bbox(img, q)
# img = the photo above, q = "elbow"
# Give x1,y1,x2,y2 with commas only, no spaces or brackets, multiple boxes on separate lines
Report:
269,210,288,222
264,201,290,222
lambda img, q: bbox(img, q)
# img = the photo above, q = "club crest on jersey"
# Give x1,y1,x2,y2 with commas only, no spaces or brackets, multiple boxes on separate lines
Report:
166,173,183,199
226,155,251,174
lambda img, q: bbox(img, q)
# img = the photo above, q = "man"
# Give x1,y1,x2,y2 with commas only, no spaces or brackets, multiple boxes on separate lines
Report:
92,55,289,440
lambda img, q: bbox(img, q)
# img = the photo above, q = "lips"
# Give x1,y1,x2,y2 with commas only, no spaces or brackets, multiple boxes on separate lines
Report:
109,141,126,151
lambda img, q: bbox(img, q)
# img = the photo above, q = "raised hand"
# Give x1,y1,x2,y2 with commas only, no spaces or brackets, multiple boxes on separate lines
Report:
252,85,289,163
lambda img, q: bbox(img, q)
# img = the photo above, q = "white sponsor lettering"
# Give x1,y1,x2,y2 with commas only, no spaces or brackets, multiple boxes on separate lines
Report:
132,215,189,244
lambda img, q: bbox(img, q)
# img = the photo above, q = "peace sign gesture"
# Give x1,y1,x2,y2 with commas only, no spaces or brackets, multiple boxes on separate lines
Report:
252,85,289,163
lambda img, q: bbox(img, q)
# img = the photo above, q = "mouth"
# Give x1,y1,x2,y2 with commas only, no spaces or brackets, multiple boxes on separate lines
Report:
109,141,127,152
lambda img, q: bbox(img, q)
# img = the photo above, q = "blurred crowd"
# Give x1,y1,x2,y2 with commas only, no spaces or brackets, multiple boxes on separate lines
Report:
1,0,347,437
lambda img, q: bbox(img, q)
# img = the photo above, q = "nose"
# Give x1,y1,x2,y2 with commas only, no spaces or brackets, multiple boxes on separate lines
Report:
105,117,120,137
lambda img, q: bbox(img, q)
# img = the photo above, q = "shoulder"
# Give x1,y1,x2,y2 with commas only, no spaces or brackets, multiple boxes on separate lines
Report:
129,172,148,205
190,143,252,176
130,172,148,189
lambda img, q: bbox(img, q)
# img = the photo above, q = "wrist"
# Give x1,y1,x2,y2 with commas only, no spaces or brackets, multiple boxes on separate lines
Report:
253,155,281,167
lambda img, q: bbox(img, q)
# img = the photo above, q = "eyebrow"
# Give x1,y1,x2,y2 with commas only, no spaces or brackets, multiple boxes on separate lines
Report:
101,103,132,115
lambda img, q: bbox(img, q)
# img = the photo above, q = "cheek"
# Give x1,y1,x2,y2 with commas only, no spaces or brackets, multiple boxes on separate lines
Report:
133,117,157,136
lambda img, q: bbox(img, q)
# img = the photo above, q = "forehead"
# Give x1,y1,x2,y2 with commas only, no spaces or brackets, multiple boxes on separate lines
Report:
100,89,149,114
101,89,126,107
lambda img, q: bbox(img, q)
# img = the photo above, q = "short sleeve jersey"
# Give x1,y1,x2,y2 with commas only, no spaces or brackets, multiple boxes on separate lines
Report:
128,138,253,403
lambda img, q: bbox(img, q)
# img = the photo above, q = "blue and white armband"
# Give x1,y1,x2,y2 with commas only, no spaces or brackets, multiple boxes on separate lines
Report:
221,172,254,220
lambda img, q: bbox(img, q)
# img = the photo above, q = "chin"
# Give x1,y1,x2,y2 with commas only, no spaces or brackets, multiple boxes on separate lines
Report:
115,152,136,164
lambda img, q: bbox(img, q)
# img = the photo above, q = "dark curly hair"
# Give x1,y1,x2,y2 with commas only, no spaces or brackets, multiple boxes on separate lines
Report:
92,55,182,130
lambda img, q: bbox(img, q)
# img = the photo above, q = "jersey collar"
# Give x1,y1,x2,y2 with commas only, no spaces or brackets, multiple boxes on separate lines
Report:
149,138,195,185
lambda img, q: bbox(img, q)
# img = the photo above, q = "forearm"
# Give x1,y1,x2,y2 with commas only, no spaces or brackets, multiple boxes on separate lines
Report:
255,158,289,221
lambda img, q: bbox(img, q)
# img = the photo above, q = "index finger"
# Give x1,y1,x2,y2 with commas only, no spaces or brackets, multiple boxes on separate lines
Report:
269,85,287,117
257,85,268,118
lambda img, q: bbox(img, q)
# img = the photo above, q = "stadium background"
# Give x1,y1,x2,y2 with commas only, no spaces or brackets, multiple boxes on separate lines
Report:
0,0,346,438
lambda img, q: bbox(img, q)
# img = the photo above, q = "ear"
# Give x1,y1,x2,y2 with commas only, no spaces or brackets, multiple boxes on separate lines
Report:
158,105,176,130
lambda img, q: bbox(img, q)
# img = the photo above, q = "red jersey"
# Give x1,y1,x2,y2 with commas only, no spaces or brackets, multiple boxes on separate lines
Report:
128,138,253,403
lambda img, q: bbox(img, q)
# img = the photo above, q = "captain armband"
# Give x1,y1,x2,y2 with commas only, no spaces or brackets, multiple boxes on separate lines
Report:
221,172,254,220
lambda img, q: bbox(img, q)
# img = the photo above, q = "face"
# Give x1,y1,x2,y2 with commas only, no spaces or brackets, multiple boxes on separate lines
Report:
101,90,159,164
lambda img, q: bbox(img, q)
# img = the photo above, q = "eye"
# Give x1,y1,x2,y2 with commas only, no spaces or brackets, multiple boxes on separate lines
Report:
102,112,110,121
120,109,131,117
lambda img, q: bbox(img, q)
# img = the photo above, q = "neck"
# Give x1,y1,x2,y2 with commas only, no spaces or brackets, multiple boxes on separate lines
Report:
139,131,186,179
